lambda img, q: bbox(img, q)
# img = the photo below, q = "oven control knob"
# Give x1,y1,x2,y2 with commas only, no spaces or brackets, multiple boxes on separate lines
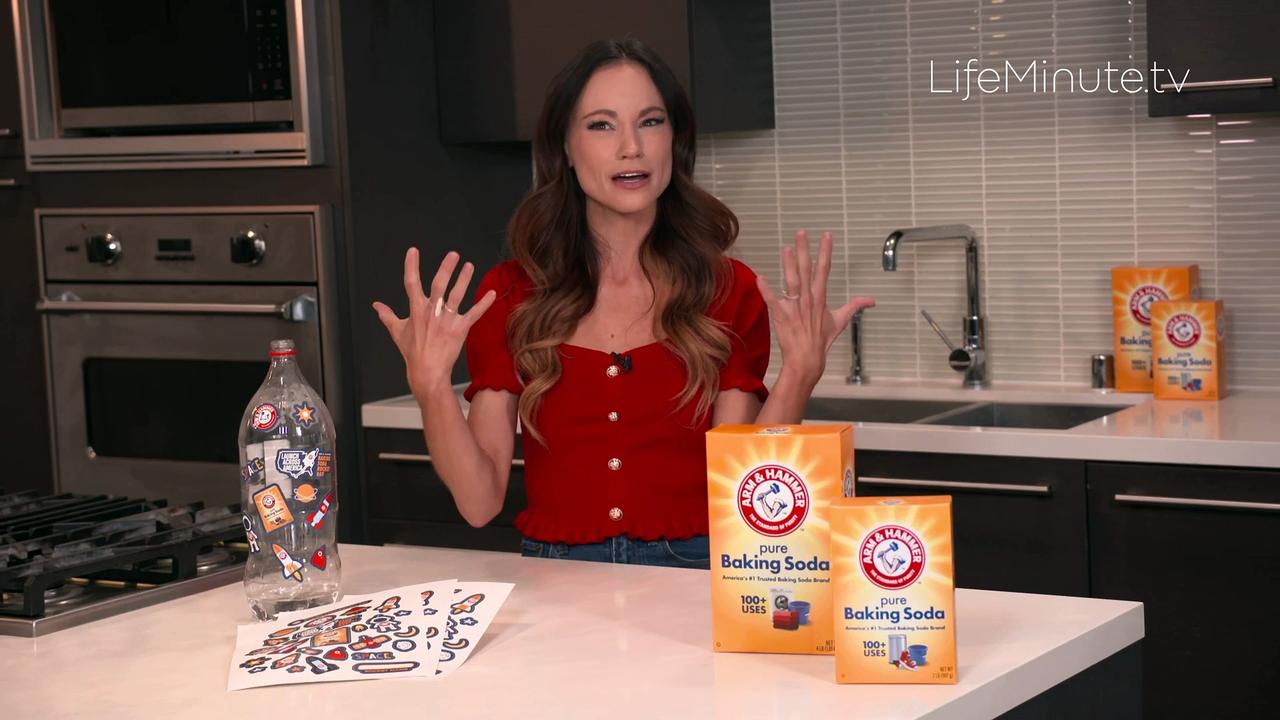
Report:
85,233,122,265
230,230,267,266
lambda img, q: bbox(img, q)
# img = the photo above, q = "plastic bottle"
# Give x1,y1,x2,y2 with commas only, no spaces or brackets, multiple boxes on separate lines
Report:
238,338,341,620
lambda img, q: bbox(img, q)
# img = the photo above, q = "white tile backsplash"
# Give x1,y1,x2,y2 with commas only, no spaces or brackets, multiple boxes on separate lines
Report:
704,0,1280,389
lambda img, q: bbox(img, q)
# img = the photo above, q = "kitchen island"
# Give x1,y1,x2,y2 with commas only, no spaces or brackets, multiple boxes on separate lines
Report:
3,544,1143,719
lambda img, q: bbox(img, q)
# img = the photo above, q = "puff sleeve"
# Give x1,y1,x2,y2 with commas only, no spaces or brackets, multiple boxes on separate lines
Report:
717,259,771,402
463,261,527,402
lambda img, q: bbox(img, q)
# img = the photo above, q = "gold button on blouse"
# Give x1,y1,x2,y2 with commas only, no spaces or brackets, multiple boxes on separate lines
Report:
606,365,621,378
607,411,619,422
608,507,623,521
608,458,622,471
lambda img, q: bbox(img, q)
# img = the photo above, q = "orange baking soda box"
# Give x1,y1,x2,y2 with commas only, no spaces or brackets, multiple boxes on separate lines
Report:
707,424,853,655
1150,299,1225,400
832,496,957,684
1111,266,1200,392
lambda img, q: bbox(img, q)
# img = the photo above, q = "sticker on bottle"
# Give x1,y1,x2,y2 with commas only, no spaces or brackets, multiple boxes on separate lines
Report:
292,402,318,428
307,493,333,528
253,484,295,533
241,514,261,553
294,483,318,503
315,452,334,478
310,545,328,570
272,543,304,582
241,457,265,481
276,448,334,480
251,403,279,431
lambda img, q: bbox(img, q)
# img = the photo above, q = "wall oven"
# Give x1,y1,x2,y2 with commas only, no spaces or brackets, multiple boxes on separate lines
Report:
35,207,342,507
10,0,329,169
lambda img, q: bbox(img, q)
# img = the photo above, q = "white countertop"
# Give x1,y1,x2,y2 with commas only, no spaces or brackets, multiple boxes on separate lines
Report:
1,544,1144,720
361,379,1280,468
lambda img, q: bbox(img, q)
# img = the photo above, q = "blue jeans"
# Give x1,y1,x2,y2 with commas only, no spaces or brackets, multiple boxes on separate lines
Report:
520,535,710,569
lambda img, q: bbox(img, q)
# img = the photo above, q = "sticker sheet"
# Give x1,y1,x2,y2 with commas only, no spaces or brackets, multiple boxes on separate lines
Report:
227,579,513,691
434,582,516,677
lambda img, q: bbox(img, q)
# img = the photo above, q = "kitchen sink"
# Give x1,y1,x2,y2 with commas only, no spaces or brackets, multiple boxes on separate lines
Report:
802,398,974,424
919,402,1128,430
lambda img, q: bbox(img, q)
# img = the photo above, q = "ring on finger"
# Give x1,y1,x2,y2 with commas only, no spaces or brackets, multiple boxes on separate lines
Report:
781,290,800,300
432,297,457,317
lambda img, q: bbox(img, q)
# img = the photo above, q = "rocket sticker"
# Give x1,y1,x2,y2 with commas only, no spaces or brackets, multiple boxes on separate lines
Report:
272,543,304,582
307,493,333,529
450,593,485,615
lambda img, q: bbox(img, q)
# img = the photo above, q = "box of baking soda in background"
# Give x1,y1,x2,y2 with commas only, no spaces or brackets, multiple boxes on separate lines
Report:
1150,299,1225,400
1112,266,1200,392
706,424,853,655
831,496,956,684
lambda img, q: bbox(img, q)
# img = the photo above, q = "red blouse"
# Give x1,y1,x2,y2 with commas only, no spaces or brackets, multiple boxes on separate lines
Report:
463,258,771,543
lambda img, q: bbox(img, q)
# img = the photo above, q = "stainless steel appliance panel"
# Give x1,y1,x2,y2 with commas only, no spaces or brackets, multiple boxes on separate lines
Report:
41,213,317,284
42,283,322,506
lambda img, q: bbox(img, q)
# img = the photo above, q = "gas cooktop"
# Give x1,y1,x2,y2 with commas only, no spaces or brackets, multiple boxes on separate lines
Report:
0,490,248,637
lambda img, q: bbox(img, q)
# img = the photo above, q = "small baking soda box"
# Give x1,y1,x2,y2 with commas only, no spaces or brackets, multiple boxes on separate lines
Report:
707,424,853,655
1150,299,1225,400
1111,266,1200,392
831,496,956,684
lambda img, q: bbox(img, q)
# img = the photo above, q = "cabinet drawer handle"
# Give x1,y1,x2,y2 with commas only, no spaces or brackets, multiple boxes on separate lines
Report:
1114,494,1280,513
0,128,14,137
1158,77,1275,92
0,178,19,188
858,476,1051,496
377,452,524,468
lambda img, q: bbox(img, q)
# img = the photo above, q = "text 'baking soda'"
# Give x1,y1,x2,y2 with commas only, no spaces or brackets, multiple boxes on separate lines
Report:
1150,299,1225,400
831,495,957,684
1111,266,1200,393
707,424,853,655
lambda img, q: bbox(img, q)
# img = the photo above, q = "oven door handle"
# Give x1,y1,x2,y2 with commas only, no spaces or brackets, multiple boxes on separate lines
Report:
36,294,317,322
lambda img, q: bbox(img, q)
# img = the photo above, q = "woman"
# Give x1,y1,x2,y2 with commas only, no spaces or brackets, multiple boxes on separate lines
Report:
373,38,873,568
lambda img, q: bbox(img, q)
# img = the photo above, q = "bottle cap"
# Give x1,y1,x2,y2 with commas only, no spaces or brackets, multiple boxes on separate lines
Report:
270,338,297,358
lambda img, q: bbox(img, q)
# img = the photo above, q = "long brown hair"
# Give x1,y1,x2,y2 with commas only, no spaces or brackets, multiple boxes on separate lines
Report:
506,38,740,445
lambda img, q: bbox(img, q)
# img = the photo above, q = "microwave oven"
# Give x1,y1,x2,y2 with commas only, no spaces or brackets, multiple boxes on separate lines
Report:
11,0,329,170
52,0,298,133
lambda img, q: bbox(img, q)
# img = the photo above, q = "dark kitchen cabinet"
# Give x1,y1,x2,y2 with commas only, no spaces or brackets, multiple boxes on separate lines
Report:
1147,0,1280,116
336,0,533,406
364,427,527,552
854,451,1089,597
434,0,774,143
2,6,49,494
1088,462,1280,720
1,5,22,158
0,159,50,493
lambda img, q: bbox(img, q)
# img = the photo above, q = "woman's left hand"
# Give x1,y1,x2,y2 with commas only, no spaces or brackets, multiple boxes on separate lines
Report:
757,230,876,385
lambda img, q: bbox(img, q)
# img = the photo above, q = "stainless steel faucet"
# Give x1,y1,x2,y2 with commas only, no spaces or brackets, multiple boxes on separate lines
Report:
847,308,868,384
882,224,988,387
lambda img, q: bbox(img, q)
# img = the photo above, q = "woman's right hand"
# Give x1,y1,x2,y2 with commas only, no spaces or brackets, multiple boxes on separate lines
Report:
372,248,497,399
